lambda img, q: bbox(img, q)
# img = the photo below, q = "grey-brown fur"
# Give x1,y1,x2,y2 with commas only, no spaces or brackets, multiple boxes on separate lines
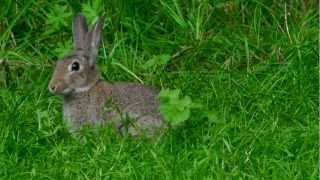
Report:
49,13,165,136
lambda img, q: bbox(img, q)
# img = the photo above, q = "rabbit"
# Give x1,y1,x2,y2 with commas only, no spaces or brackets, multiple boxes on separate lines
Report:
48,13,165,137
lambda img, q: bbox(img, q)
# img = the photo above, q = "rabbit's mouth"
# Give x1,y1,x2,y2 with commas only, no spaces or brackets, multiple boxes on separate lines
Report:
49,80,97,95
49,86,74,95
60,87,74,95
49,81,73,95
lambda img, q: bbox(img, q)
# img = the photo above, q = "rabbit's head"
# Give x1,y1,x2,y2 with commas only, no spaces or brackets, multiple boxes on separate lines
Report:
49,14,103,95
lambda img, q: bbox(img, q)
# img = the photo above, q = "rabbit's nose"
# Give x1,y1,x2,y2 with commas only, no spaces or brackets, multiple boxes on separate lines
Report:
49,81,61,93
49,84,57,93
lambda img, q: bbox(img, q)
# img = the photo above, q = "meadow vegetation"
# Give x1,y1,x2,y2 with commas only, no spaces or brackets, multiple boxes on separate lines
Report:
0,0,318,178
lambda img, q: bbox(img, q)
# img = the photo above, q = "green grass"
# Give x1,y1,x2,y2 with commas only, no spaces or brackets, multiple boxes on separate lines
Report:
0,0,318,179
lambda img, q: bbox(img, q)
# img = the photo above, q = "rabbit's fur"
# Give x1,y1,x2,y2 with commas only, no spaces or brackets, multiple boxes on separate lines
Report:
49,14,165,136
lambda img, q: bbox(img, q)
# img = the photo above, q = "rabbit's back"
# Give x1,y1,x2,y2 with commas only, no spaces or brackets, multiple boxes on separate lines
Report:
104,82,165,136
113,82,160,114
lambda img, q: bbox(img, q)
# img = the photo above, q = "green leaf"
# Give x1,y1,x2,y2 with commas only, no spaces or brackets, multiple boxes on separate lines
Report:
159,104,177,122
143,57,157,69
143,54,170,69
158,89,194,125
46,4,72,33
205,111,221,123
82,0,104,24
158,89,180,101
173,109,190,124
158,54,171,65
190,102,203,109
173,96,192,111
159,104,190,125
54,39,72,58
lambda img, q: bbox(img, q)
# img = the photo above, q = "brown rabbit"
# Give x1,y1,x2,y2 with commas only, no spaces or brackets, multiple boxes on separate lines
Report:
49,14,165,137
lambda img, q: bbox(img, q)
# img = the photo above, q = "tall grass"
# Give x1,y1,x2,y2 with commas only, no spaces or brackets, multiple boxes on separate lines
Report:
0,0,318,178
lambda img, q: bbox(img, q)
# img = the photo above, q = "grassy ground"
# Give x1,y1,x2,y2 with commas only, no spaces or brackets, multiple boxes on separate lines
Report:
0,0,318,179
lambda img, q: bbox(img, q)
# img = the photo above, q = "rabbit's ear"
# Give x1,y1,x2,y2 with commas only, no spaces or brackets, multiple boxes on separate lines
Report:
72,13,88,50
85,18,103,66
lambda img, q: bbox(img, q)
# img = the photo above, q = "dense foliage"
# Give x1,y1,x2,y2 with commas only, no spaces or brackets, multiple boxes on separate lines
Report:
0,0,318,179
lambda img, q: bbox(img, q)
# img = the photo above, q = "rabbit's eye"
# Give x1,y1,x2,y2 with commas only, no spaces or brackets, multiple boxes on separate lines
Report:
71,62,80,71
